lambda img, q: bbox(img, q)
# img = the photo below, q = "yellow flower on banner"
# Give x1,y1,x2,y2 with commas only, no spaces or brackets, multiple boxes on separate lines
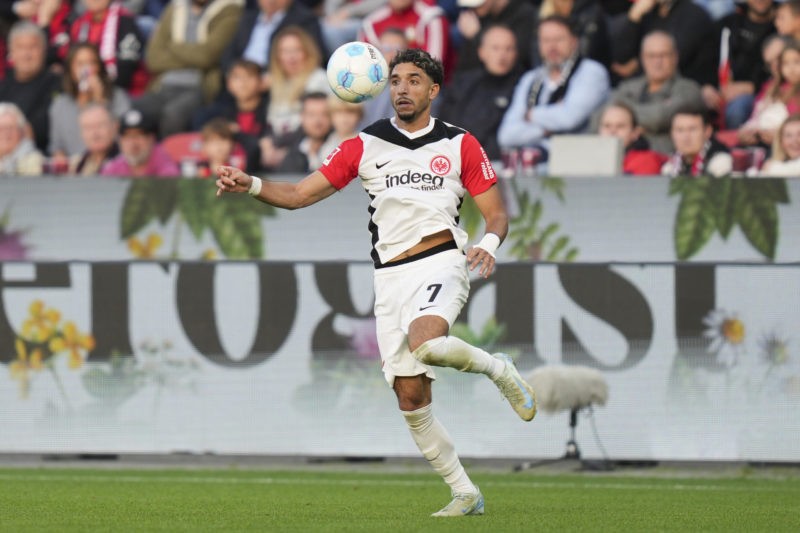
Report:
9,338,44,398
49,321,95,369
201,249,217,260
21,299,61,343
128,233,163,259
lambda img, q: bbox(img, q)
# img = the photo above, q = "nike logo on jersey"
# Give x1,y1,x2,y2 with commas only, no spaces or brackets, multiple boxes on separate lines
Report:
376,161,391,169
418,305,436,311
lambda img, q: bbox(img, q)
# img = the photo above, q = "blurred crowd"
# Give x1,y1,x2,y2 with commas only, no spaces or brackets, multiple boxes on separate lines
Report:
0,0,798,178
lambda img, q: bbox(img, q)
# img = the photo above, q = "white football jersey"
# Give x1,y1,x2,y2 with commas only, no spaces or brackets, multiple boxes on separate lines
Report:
320,118,497,266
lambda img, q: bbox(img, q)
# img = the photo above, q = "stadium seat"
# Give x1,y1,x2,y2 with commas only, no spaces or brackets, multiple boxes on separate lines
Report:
716,129,740,149
160,132,247,169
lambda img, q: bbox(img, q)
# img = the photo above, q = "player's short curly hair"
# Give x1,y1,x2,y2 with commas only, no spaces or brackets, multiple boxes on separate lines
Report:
389,48,444,86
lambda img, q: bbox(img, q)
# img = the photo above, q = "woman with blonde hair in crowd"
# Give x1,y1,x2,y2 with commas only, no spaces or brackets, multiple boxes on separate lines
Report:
264,25,330,138
259,26,330,170
738,39,800,148
759,114,800,176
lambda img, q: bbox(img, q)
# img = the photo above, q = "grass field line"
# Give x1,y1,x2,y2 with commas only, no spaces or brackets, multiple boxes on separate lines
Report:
0,472,797,493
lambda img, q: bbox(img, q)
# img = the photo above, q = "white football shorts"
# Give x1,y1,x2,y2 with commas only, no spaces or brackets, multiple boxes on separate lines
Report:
373,248,470,386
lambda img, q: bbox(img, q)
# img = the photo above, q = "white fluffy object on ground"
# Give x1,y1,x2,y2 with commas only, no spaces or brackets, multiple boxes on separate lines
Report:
526,365,609,414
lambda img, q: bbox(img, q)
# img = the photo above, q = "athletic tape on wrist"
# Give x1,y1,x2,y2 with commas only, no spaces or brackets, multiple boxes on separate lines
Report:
248,176,262,197
474,233,500,258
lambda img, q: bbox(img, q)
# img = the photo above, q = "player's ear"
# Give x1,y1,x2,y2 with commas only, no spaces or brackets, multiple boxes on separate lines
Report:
429,83,440,100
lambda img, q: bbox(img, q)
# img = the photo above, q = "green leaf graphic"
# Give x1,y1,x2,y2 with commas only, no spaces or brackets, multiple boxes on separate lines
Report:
674,178,716,260
150,180,179,224
669,177,690,196
208,195,265,258
760,178,790,204
120,180,156,238
178,180,213,239
709,177,735,239
735,181,778,260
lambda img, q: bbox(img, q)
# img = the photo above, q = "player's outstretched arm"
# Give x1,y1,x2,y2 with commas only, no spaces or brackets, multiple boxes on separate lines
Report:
466,185,509,279
215,166,338,209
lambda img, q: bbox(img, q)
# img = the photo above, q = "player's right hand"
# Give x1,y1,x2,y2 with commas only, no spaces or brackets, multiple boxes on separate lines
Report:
215,166,252,197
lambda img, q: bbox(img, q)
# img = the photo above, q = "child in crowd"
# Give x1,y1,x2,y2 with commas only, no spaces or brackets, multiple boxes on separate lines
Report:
738,40,800,147
193,59,269,172
197,118,241,178
774,0,800,43
320,95,363,157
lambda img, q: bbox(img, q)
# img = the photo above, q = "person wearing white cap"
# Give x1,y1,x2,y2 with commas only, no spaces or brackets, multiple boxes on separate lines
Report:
453,0,537,73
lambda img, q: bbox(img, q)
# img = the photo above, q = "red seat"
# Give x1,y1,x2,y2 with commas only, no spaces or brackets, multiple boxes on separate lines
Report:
160,132,246,163
716,129,740,149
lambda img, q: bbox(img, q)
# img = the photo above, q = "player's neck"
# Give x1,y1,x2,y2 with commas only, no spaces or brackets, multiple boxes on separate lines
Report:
395,113,433,133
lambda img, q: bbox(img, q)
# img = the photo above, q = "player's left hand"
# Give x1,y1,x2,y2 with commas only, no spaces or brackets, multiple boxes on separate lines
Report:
466,246,496,279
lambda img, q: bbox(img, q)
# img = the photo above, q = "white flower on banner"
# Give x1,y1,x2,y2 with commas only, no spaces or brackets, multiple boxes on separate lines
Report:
703,309,745,368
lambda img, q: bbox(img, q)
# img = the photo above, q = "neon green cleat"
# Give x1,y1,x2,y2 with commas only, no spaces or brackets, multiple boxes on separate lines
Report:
431,487,484,517
492,353,537,421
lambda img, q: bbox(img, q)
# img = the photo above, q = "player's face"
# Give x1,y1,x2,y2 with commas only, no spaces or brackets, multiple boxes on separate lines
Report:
390,62,438,123
671,114,710,157
781,120,800,160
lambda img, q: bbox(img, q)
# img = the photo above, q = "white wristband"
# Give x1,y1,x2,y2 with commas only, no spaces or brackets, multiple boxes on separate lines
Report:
474,233,501,258
248,176,262,197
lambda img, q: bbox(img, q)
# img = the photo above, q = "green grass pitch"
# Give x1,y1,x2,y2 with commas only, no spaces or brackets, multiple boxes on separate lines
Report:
1,466,799,532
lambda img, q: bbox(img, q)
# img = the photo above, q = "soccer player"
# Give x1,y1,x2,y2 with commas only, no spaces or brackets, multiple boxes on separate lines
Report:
215,48,536,517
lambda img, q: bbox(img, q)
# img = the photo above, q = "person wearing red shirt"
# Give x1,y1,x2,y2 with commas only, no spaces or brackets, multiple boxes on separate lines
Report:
598,102,667,176
359,0,451,73
69,0,149,95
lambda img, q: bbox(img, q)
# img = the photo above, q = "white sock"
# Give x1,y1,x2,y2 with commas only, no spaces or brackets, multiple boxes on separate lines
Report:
412,336,505,380
402,404,476,495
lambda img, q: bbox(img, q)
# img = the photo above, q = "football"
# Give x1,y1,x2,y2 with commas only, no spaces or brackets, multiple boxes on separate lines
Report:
326,42,389,103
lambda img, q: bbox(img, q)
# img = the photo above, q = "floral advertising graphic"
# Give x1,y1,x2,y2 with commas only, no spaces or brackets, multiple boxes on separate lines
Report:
671,308,797,402
0,206,30,260
121,179,276,259
670,177,790,260
8,300,94,402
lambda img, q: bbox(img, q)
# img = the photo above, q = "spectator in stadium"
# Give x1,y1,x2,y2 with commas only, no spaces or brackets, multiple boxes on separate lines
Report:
702,0,776,130
774,0,800,43
439,23,521,161
5,0,72,66
0,102,43,175
759,113,800,175
359,0,451,71
661,105,733,176
221,0,326,77
138,0,244,137
608,30,704,153
69,0,150,96
359,26,407,128
535,0,612,69
258,25,329,169
320,93,362,157
277,91,332,173
193,58,269,171
101,107,180,176
611,0,717,88
135,0,171,38
738,40,800,148
216,48,535,518
48,43,131,159
322,0,386,52
0,21,59,152
452,0,537,73
497,15,610,158
69,103,120,175
196,117,240,177
597,101,667,175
